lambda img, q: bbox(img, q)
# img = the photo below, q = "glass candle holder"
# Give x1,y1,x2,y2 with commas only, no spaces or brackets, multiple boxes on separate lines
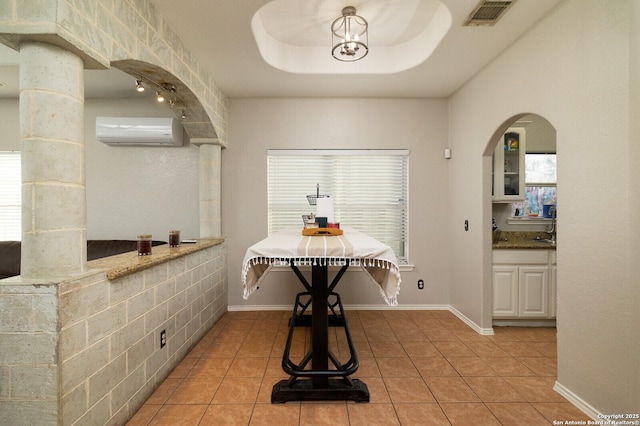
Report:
137,234,152,256
169,230,180,247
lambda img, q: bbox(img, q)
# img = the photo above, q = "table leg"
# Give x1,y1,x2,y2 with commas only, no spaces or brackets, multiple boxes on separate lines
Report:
311,262,329,388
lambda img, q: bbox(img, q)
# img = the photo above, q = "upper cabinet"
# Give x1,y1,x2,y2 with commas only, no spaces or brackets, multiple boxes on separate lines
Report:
492,127,526,202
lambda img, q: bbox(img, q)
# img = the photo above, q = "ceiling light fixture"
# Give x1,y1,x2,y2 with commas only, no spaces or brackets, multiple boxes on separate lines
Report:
156,91,165,103
135,79,145,92
331,6,368,62
181,110,187,120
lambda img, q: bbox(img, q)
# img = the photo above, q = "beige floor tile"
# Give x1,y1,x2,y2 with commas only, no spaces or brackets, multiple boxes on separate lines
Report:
482,356,536,377
439,402,501,425
166,377,222,405
249,403,300,426
126,404,161,426
412,356,459,377
376,357,420,377
394,403,451,425
424,377,480,402
447,356,498,377
464,376,525,402
433,341,476,357
201,340,242,358
200,404,254,425
147,404,207,426
503,377,567,403
168,357,197,379
496,341,544,357
145,378,181,405
362,377,392,403
486,402,550,425
352,357,381,378
299,403,349,426
227,357,269,378
369,341,408,358
423,328,460,341
400,341,441,357
518,356,557,377
383,377,435,403
364,326,398,342
211,377,261,404
237,339,275,357
465,341,510,357
532,402,592,423
187,357,233,378
393,327,429,342
347,403,400,426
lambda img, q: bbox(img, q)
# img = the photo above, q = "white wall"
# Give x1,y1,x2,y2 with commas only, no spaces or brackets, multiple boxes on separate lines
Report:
223,98,451,309
0,97,201,242
449,0,637,415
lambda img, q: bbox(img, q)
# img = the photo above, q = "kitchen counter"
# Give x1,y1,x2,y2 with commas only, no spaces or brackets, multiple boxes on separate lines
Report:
88,238,225,279
492,231,556,250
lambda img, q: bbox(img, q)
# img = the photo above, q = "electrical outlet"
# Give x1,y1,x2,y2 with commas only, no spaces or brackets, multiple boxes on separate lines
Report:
418,279,424,290
160,329,166,348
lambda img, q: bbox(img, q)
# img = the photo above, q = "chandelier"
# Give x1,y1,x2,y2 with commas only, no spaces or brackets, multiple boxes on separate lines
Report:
331,6,369,62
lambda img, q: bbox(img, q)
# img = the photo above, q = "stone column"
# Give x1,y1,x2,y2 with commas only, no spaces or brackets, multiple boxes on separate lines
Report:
19,42,86,278
195,141,222,237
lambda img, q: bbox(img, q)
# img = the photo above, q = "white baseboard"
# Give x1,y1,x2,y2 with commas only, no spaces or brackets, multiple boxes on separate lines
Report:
227,304,494,335
227,304,453,312
553,381,598,420
493,319,556,327
448,306,495,335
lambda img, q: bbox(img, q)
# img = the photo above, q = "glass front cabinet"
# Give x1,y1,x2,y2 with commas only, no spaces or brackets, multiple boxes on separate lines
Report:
492,127,526,202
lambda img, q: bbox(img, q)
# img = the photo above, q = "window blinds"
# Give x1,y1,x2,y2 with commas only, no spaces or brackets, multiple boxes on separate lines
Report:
0,152,21,241
267,150,409,263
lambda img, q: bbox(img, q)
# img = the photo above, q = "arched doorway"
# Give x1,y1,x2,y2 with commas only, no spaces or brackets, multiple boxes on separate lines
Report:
485,113,558,328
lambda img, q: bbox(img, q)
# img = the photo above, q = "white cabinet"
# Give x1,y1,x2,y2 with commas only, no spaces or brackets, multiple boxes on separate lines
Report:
492,127,526,202
492,250,555,319
519,267,549,317
549,251,557,318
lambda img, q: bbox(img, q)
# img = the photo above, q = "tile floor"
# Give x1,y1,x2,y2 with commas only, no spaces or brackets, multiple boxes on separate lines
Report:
127,310,589,425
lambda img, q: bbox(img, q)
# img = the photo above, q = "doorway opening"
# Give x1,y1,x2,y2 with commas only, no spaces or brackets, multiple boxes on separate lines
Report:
485,113,558,328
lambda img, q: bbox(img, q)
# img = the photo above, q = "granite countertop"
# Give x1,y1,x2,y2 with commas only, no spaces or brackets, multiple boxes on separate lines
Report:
492,231,556,250
88,238,225,280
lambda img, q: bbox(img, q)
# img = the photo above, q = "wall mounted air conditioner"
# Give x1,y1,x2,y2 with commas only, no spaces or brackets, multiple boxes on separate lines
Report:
96,117,184,146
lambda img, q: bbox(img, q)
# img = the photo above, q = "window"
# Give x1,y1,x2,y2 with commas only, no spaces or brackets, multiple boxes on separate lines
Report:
512,154,556,217
0,152,21,241
267,150,409,264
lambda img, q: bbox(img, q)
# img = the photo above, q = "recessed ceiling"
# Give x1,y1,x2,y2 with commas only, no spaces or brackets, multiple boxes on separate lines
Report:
251,0,451,74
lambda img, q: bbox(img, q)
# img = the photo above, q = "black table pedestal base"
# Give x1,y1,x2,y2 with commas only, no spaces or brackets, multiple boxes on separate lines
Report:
271,260,369,403
271,378,369,403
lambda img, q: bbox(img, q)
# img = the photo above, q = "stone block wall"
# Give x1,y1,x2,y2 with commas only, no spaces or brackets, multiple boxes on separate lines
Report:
0,241,227,425
0,282,59,424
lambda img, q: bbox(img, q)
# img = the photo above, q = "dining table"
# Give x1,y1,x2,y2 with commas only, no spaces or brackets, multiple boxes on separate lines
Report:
242,227,401,403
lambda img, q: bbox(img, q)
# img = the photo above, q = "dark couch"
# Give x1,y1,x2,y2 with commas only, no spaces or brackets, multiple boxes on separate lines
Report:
0,240,167,279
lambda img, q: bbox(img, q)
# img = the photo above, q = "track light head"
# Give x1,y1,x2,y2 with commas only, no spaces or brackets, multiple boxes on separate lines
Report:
135,79,145,92
156,91,165,103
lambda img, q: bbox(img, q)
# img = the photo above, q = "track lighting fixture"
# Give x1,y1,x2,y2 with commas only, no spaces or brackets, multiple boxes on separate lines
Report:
181,110,187,119
156,91,165,103
135,79,145,92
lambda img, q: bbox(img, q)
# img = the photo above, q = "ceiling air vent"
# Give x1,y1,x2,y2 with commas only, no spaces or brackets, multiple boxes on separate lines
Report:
464,0,517,26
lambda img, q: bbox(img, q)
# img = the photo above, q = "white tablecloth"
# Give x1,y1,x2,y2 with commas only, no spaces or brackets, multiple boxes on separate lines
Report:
242,227,401,306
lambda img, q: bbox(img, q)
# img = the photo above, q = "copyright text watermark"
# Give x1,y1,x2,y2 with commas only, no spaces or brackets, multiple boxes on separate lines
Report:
553,413,640,426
